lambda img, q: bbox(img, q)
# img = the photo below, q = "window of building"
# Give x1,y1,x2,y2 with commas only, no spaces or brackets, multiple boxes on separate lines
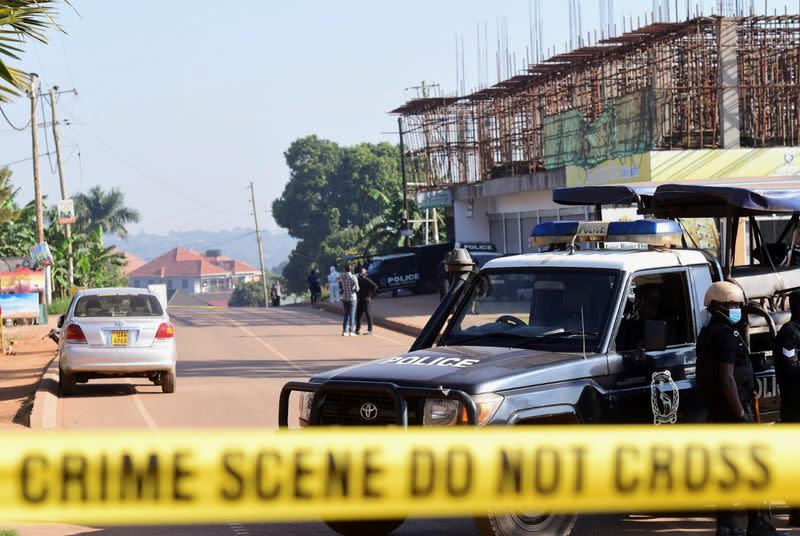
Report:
504,214,521,254
182,279,188,289
489,214,504,253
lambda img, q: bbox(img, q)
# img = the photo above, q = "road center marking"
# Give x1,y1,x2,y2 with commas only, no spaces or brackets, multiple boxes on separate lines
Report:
126,379,159,430
226,314,311,376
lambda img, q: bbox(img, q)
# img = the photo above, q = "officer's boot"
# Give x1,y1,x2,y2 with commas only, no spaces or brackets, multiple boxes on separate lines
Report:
746,512,777,536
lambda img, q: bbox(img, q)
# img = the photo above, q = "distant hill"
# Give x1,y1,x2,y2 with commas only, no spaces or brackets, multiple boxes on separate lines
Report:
107,228,297,272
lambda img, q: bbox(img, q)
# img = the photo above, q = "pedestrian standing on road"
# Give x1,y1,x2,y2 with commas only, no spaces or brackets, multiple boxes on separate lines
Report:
338,264,359,336
270,280,282,308
774,290,800,526
355,267,378,335
328,266,340,302
307,269,322,304
696,281,777,536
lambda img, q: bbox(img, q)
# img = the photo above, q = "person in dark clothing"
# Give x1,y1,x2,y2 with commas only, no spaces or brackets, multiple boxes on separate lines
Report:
355,267,378,335
696,281,776,536
307,270,322,304
774,290,800,526
437,253,450,299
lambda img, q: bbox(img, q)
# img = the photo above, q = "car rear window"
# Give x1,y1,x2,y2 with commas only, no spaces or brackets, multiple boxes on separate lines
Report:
73,294,164,317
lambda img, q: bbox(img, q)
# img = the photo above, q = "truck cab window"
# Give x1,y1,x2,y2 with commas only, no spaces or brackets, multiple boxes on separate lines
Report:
615,271,694,352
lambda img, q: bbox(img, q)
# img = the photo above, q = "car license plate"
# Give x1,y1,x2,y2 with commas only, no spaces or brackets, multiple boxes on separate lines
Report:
111,330,128,346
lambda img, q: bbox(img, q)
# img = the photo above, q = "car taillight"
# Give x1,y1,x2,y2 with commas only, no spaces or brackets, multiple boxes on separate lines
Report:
155,322,175,339
65,324,86,343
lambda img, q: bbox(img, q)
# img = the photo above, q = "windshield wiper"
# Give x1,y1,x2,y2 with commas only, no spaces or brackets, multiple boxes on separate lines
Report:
536,330,598,338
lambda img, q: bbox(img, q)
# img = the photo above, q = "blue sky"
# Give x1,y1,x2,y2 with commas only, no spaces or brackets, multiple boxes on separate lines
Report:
0,0,794,233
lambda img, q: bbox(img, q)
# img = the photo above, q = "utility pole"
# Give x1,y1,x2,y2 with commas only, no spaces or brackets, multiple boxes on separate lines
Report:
50,85,73,288
29,74,50,306
419,82,440,243
29,74,43,245
398,117,411,247
249,182,269,307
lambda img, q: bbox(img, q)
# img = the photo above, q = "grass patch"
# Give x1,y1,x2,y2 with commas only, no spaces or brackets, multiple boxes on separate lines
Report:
47,296,71,315
1,530,21,536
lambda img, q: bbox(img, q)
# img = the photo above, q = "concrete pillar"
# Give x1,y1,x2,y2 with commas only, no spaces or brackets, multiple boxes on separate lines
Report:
718,18,740,149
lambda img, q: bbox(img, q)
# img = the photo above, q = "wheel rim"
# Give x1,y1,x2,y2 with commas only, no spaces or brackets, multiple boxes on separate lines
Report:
510,512,554,531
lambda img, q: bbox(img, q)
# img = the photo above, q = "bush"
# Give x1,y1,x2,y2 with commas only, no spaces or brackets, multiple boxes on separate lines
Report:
47,296,71,315
229,281,266,307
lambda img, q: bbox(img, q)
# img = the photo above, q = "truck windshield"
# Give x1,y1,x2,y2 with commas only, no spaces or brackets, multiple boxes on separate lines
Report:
441,268,620,352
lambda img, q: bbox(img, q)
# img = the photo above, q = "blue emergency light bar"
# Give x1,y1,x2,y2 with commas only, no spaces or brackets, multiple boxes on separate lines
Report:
531,219,683,248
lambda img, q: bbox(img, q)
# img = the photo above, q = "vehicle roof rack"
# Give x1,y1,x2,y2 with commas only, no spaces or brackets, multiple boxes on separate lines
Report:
553,185,656,216
652,184,800,218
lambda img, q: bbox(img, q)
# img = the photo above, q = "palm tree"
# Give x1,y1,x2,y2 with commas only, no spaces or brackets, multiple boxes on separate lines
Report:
0,1,64,102
74,185,141,240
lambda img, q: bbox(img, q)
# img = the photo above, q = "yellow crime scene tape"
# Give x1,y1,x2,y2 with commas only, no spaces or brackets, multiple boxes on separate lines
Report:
0,425,796,525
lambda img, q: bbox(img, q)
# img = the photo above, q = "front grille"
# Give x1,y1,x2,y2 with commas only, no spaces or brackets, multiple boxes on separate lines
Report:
317,391,422,425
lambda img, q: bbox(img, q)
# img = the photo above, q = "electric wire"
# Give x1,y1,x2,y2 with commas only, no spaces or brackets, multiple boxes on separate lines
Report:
0,105,31,131
40,90,57,173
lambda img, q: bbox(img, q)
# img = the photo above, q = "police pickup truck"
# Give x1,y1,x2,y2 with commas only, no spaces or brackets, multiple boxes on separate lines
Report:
279,184,798,536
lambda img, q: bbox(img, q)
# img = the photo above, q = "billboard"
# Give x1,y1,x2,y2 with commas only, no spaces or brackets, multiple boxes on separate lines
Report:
0,292,40,319
57,199,76,224
0,269,46,294
29,242,53,267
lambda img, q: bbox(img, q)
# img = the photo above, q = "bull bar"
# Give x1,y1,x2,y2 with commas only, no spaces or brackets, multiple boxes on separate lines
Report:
278,380,479,427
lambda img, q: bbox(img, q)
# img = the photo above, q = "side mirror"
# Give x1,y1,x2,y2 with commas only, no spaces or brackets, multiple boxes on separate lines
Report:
644,320,667,352
57,314,65,328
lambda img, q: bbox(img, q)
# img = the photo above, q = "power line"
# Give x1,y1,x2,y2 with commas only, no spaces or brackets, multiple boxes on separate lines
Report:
40,90,57,174
1,146,78,168
0,105,32,131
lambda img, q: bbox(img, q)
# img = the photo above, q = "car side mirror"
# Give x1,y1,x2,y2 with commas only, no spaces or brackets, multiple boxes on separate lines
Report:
57,314,65,328
644,320,667,352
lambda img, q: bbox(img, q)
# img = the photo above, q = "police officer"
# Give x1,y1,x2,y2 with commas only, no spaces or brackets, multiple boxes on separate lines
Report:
696,281,777,536
774,290,800,526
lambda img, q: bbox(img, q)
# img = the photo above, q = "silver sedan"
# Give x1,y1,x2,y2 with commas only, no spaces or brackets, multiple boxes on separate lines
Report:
56,288,177,395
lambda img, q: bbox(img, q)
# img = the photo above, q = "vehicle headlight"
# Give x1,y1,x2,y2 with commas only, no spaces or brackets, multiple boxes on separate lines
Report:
423,393,504,426
423,399,460,426
298,392,314,426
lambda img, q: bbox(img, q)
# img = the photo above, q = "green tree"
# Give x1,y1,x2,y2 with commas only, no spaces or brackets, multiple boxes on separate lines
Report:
0,1,64,102
0,168,34,257
273,137,406,291
0,167,19,223
74,185,141,240
72,227,127,288
228,281,266,307
272,135,342,243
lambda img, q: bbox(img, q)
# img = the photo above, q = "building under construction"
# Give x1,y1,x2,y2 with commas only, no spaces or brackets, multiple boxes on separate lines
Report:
393,15,800,253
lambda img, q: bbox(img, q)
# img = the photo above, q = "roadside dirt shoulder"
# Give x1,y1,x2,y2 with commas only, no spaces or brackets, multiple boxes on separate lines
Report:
0,319,58,428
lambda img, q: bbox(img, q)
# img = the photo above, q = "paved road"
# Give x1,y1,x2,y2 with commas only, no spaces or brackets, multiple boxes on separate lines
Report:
9,306,798,535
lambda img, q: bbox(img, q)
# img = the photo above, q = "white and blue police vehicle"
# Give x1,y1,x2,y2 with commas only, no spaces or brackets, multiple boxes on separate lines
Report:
280,184,798,536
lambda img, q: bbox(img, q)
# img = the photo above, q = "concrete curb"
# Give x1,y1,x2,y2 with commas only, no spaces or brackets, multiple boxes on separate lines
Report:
314,302,422,337
29,355,59,429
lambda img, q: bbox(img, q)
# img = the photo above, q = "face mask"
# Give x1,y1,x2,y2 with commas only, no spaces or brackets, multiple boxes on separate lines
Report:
727,307,742,324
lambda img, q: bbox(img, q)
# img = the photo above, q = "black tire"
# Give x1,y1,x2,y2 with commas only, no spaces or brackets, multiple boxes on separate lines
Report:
161,371,176,393
475,512,577,536
59,364,75,396
323,519,405,536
